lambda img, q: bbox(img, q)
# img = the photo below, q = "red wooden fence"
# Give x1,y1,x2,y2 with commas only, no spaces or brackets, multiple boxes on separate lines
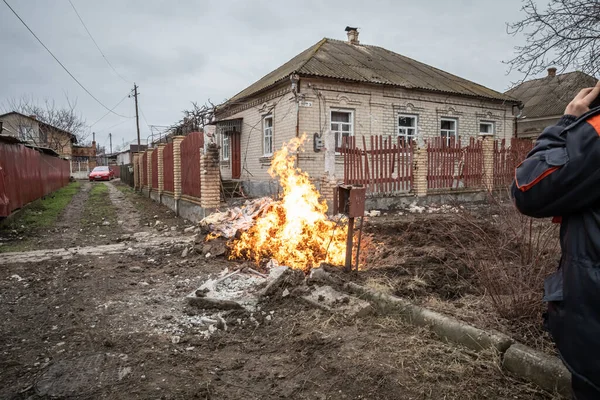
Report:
163,142,174,193
181,132,204,199
494,138,534,187
427,137,483,190
0,139,70,217
142,152,148,187
151,150,158,190
341,135,413,194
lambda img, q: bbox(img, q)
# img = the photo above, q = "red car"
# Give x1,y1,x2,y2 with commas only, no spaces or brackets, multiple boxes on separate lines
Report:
89,166,114,181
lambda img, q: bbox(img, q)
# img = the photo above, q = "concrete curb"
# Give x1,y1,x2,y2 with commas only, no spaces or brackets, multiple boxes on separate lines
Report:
345,282,512,353
503,344,571,397
344,282,571,396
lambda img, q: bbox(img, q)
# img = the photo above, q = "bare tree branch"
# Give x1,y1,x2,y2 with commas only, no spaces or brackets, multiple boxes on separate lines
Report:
506,0,600,85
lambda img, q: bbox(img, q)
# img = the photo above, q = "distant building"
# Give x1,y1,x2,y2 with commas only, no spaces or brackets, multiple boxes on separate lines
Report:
0,111,77,157
117,144,148,165
214,27,520,196
506,68,597,138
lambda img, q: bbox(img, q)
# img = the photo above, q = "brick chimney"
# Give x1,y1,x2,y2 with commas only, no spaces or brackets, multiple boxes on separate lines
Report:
547,67,557,77
345,26,359,45
29,114,37,120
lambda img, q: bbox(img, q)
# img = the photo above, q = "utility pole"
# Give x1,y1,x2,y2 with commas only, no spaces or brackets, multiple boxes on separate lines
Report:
109,132,112,155
133,83,141,148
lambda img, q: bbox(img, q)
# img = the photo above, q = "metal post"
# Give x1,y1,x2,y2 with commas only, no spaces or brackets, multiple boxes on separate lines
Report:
345,217,354,272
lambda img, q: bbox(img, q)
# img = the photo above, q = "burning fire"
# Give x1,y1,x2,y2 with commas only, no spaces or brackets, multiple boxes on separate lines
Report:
229,135,348,271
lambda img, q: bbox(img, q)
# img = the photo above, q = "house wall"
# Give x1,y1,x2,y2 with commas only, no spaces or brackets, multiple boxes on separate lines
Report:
0,114,74,157
0,114,41,142
217,85,297,196
216,79,516,196
299,78,516,179
515,116,560,139
117,151,131,165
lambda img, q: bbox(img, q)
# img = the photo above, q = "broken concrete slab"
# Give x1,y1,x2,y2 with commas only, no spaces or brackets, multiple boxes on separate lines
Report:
503,344,571,397
302,286,373,318
260,266,303,296
186,296,243,310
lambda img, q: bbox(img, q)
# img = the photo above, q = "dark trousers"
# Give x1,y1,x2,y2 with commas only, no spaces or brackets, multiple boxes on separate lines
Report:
572,375,600,400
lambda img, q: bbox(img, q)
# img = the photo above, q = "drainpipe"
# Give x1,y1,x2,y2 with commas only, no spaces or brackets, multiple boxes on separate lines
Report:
291,74,300,167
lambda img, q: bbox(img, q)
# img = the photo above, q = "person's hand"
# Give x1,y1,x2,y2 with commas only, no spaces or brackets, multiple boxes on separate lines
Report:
565,80,600,118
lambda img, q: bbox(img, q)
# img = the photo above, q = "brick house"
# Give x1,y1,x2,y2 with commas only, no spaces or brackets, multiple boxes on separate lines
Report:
214,28,520,197
506,68,597,138
0,111,77,157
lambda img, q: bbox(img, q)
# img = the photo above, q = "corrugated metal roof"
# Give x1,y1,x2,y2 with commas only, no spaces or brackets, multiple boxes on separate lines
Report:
506,71,597,119
226,38,516,104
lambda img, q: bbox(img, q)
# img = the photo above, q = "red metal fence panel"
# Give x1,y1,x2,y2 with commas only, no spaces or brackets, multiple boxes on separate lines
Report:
427,137,483,190
163,142,174,193
109,164,120,178
341,135,413,195
0,139,70,217
142,152,148,187
181,132,204,199
494,138,534,187
151,150,158,189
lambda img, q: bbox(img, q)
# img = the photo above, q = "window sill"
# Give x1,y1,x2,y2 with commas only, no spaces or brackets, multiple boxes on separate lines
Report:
478,133,494,137
259,156,272,165
220,160,230,167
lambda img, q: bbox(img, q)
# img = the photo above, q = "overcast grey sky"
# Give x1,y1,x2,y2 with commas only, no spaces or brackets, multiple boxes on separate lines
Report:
1,0,535,150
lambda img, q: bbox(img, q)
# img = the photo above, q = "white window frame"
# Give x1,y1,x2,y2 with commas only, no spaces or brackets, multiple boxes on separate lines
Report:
397,114,418,145
263,114,273,156
221,134,230,161
479,121,495,136
440,117,458,145
330,109,354,152
18,125,35,142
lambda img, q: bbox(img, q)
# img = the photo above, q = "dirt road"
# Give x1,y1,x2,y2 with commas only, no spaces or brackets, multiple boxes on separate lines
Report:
0,181,556,399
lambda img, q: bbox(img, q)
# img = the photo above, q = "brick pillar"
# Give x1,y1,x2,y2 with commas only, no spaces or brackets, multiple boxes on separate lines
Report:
157,144,166,196
132,153,140,189
481,135,494,191
200,142,221,209
320,174,338,215
146,149,153,195
172,136,185,215
413,146,428,197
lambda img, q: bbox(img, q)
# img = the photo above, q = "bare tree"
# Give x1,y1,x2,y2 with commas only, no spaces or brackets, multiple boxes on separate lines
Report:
170,100,216,136
2,95,89,144
506,0,600,82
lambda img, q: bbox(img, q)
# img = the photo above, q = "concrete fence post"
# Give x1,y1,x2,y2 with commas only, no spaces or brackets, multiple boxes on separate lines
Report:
146,149,153,197
413,146,428,197
320,174,338,215
132,152,140,190
157,144,166,200
172,136,185,216
200,142,221,211
481,135,495,191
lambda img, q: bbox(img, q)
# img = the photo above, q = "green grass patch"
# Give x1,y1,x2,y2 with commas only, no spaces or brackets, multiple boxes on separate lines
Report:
81,183,118,229
4,182,80,230
0,182,80,253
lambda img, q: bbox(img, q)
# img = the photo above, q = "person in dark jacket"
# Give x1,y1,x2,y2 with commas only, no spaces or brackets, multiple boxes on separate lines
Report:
512,81,600,399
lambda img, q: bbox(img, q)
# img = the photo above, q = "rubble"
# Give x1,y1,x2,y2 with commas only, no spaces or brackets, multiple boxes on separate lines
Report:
302,286,374,318
199,197,273,238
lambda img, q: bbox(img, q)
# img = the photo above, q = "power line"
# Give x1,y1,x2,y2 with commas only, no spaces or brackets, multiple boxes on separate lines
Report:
89,93,133,127
2,0,130,118
95,117,132,133
67,0,129,85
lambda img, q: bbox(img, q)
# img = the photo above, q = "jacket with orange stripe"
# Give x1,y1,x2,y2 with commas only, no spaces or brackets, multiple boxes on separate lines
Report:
512,108,600,393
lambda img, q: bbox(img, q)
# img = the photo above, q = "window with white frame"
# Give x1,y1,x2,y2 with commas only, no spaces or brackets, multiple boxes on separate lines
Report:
440,118,458,145
479,121,495,135
263,115,273,156
398,114,417,145
331,110,353,150
221,134,230,161
18,125,35,142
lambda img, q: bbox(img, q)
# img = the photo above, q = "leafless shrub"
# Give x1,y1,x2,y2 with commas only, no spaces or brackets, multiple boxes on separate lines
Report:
443,191,560,320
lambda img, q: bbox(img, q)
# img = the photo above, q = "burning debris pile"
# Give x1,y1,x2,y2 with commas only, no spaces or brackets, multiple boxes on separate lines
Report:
202,136,349,272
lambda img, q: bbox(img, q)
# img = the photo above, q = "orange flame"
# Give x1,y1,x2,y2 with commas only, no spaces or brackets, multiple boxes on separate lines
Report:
229,135,348,271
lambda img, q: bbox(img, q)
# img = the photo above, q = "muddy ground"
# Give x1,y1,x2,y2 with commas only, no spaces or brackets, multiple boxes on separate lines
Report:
0,181,560,399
